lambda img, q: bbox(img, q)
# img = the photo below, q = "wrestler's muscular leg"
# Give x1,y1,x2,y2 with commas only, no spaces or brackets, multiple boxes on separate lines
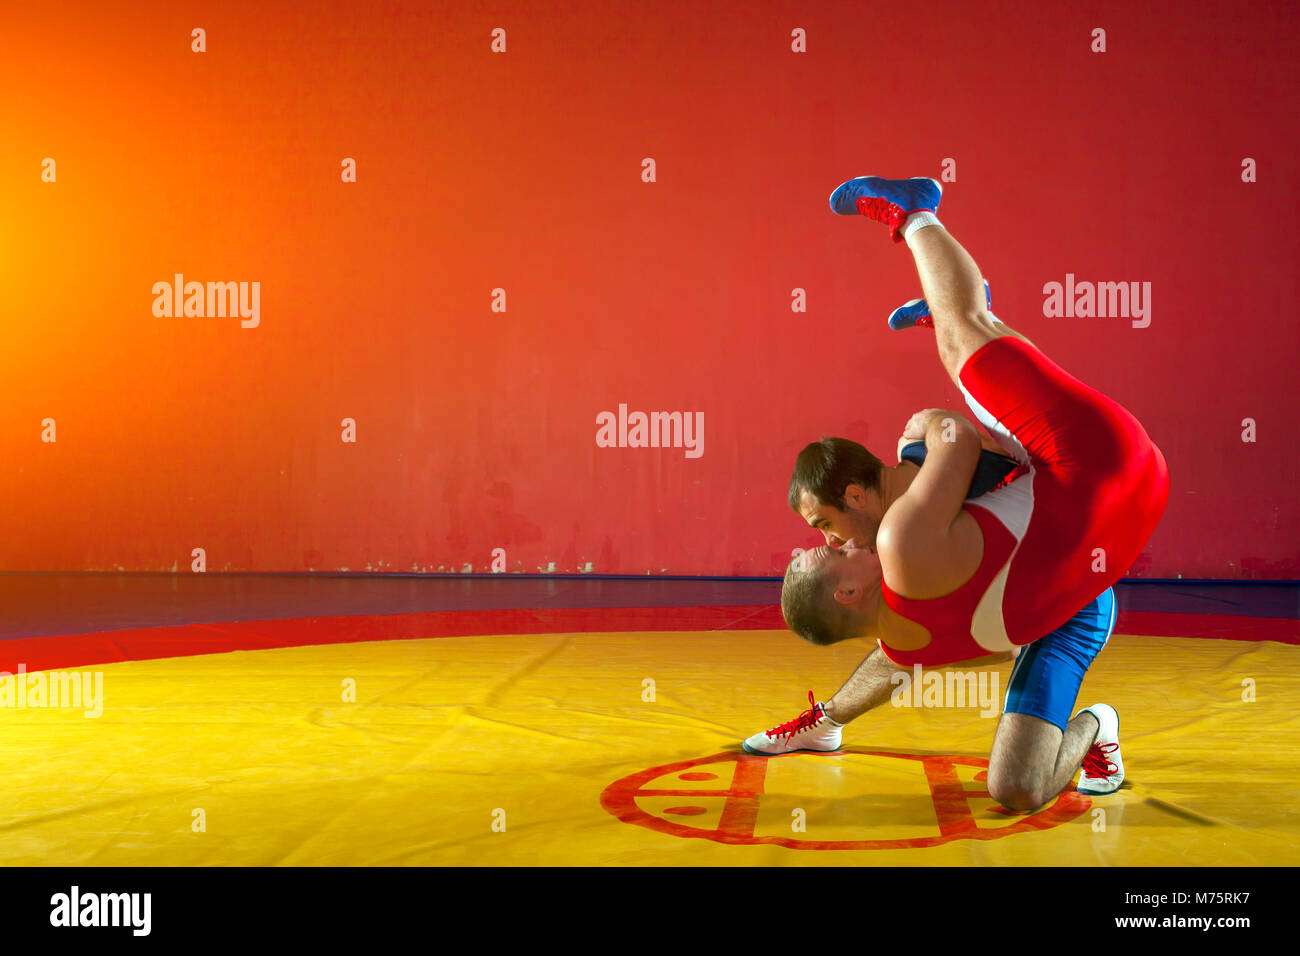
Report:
905,222,1103,810
904,224,1033,386
822,647,910,724
823,649,1013,725
986,712,1100,810
822,645,1100,809
824,652,1101,809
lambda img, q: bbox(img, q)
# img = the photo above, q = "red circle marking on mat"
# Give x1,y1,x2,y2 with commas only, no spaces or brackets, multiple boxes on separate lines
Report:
601,749,1090,850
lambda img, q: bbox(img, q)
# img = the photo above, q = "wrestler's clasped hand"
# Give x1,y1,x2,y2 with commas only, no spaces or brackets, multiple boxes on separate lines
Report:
901,408,967,442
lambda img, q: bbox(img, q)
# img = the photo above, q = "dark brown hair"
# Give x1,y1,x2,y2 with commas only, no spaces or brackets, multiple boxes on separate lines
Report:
788,437,884,512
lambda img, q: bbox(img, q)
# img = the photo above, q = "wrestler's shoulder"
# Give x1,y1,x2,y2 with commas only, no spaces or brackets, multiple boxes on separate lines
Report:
876,508,984,600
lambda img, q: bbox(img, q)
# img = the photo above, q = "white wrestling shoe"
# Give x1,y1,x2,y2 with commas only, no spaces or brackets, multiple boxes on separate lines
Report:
1076,703,1125,795
742,691,843,755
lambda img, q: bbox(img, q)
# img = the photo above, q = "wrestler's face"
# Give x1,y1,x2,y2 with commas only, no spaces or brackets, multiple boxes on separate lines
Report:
802,541,881,608
797,485,880,550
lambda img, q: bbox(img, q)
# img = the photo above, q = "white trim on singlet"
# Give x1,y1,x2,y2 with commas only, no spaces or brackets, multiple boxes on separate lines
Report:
958,381,1037,652
959,378,1031,466
966,474,1035,653
966,464,1035,539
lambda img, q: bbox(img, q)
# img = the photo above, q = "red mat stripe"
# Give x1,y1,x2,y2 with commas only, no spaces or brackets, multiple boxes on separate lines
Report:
0,606,1293,674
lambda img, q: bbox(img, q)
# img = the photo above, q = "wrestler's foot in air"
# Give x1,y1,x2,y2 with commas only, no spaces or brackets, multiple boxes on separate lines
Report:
828,175,942,241
1076,703,1125,795
742,691,843,755
890,279,993,330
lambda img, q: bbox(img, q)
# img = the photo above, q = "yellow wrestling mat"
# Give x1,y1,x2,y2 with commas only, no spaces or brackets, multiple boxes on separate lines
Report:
2,631,1295,866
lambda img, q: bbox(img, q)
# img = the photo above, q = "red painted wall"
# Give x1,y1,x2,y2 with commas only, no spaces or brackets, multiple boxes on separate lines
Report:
1,0,1295,577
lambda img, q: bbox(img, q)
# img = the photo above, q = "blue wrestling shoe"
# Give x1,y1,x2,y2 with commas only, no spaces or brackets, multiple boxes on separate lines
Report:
828,175,943,242
889,279,992,330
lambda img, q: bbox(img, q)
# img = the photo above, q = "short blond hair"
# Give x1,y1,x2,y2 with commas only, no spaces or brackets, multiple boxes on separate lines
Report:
781,554,852,645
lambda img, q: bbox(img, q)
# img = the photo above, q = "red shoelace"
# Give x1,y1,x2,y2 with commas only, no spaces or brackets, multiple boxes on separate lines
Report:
766,691,824,739
856,195,909,232
1081,741,1119,778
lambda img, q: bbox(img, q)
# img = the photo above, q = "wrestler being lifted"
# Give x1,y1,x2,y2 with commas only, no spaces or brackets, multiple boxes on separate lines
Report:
744,176,1169,811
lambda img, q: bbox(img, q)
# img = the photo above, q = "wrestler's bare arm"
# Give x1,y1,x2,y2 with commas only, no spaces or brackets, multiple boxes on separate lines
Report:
877,410,983,598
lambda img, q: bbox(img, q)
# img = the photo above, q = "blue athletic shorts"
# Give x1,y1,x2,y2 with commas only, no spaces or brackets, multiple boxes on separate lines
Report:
1002,586,1117,731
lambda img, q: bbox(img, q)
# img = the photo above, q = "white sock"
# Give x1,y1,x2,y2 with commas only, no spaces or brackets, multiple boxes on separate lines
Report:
903,211,942,245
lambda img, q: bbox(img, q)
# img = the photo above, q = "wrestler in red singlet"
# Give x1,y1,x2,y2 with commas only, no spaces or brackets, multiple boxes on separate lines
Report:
877,335,1169,667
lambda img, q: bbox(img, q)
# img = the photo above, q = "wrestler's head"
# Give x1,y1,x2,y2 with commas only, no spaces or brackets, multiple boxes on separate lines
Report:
781,542,881,645
788,437,886,549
